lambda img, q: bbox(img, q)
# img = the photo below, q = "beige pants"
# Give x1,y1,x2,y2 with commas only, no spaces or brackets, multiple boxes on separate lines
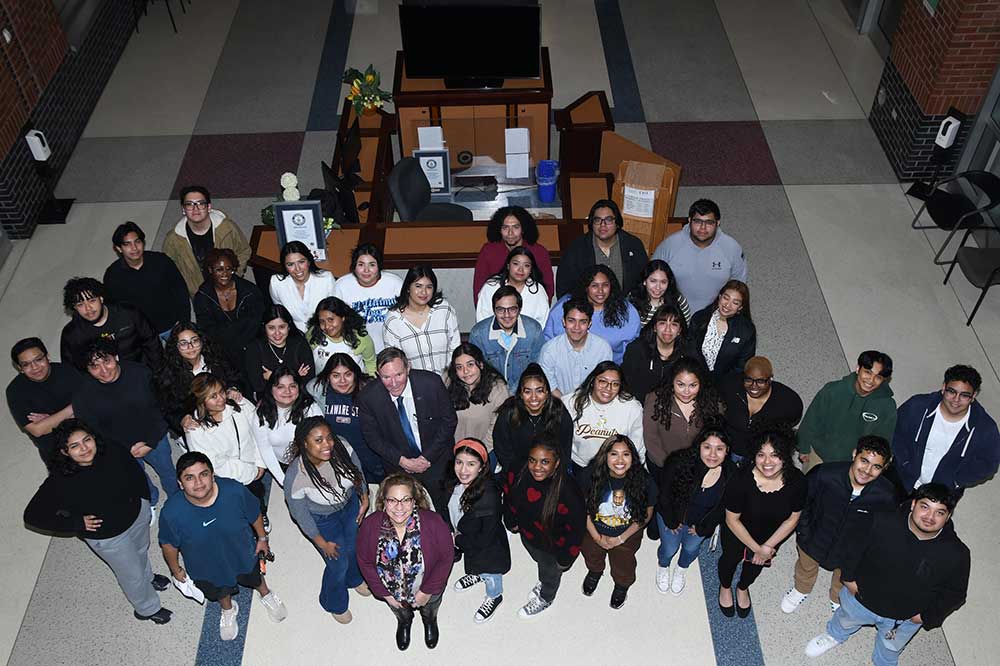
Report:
793,545,842,602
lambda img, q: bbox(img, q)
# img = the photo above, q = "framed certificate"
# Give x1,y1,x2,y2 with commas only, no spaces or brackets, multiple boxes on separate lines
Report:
274,200,326,261
413,148,451,194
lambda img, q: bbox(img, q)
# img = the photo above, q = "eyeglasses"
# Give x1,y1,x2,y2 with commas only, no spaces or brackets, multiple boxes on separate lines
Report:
743,376,772,387
596,378,622,390
591,215,617,227
494,305,520,315
182,200,209,209
384,496,415,507
177,337,202,350
944,387,975,401
18,354,47,370
690,218,718,227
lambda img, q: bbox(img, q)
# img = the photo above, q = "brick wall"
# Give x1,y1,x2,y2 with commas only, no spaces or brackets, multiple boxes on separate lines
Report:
870,0,1000,180
0,0,136,238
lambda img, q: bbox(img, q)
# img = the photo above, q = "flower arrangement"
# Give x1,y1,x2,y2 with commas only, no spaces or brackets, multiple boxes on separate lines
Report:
260,171,340,234
343,64,391,115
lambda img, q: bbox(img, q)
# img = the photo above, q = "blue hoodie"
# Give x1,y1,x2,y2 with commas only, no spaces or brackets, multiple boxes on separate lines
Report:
891,391,1000,491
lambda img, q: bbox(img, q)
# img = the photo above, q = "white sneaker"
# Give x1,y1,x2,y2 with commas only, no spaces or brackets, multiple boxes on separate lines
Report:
518,596,551,618
670,567,686,595
260,591,288,622
219,601,239,641
527,582,542,602
781,588,809,614
830,601,840,613
655,566,671,594
805,633,840,658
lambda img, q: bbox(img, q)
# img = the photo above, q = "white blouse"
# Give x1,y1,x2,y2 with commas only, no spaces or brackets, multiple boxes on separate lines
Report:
250,402,324,486
475,279,551,327
269,271,337,333
185,401,264,485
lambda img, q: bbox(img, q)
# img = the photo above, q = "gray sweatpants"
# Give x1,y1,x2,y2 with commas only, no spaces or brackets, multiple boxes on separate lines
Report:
86,499,161,616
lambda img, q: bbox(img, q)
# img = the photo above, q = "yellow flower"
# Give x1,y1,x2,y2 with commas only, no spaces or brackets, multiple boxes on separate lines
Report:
365,73,375,84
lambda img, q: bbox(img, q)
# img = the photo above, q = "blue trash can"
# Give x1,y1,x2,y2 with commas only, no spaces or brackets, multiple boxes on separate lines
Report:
536,160,559,203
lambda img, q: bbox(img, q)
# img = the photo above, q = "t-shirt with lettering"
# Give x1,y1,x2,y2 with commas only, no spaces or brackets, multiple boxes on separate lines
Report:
158,477,259,587
591,475,657,537
332,272,404,353
566,391,646,467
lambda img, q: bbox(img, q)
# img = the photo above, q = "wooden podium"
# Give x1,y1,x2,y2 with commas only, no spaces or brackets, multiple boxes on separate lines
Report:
392,48,553,170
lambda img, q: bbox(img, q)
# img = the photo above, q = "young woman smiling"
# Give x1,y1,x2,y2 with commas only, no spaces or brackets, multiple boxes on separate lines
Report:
690,280,756,381
269,241,336,333
306,296,376,377
243,305,315,401
475,247,551,326
446,344,508,468
382,265,460,374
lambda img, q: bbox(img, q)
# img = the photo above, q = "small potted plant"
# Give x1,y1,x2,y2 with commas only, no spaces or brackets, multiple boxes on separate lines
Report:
343,64,392,116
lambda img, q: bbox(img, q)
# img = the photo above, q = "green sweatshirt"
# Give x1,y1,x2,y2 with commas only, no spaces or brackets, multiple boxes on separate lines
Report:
797,373,897,462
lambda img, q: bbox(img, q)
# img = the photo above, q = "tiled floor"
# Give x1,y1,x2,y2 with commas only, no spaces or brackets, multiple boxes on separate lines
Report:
3,1,998,665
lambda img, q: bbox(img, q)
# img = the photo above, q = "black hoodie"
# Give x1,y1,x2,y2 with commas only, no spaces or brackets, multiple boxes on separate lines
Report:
840,509,969,629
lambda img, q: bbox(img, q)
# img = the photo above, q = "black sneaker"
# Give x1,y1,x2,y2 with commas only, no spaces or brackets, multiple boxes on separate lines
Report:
134,607,173,624
453,547,462,563
453,574,481,592
474,595,503,623
610,584,629,609
151,574,170,591
582,572,602,597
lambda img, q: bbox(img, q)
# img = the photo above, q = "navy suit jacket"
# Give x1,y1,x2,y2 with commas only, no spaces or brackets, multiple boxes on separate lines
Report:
357,369,458,475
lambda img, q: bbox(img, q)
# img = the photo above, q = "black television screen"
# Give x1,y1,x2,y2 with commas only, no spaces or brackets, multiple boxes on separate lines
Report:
400,5,541,83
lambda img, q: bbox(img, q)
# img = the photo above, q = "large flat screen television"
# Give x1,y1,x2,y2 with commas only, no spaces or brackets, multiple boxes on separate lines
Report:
399,4,541,88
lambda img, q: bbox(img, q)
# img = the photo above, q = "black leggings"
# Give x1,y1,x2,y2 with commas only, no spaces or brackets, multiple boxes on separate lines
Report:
717,540,765,590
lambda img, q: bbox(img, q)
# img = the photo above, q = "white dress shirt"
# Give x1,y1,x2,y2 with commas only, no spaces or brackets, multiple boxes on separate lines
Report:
269,271,336,333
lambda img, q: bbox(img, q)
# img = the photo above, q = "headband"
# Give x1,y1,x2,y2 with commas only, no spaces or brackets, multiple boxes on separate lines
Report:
454,438,489,463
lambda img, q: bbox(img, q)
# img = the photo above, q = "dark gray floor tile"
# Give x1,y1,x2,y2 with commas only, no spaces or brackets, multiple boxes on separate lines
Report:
621,0,756,122
194,0,335,134
54,136,190,202
763,120,899,184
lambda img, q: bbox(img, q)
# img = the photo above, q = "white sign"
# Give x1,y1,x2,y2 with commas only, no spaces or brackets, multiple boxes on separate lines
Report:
419,156,445,189
280,209,326,260
622,185,656,219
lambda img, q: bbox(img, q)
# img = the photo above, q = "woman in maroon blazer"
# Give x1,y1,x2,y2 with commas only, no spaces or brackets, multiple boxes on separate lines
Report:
357,474,454,651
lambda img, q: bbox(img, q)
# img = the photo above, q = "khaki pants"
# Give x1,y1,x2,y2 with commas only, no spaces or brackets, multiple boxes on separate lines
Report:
793,545,842,602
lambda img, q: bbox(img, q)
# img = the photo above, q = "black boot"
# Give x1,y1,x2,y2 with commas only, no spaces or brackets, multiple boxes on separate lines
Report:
423,615,439,649
395,612,413,651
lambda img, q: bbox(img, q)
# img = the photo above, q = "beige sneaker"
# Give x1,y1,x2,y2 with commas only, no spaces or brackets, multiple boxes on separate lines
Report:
332,610,353,624
219,601,239,641
354,582,371,597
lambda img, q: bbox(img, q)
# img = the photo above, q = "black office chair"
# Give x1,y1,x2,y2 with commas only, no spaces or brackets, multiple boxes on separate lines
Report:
943,227,1000,326
911,170,1000,265
388,157,473,222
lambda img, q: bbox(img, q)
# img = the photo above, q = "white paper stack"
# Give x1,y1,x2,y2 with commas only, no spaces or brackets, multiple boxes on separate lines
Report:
505,127,530,179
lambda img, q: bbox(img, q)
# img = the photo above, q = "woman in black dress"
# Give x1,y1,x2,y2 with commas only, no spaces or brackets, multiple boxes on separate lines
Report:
244,304,315,401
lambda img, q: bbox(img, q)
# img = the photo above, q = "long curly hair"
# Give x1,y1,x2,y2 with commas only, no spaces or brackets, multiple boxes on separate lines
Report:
629,259,683,315
443,440,492,514
50,419,105,476
486,206,539,244
156,321,237,408
747,424,798,482
663,425,730,516
486,247,545,296
586,435,649,521
307,296,369,348
446,342,506,411
285,416,363,502
255,365,316,429
572,361,634,423
497,363,564,432
651,356,721,429
315,353,370,399
570,264,630,328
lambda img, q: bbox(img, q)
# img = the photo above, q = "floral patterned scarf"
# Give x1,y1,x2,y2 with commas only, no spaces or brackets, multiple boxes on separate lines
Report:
375,511,424,604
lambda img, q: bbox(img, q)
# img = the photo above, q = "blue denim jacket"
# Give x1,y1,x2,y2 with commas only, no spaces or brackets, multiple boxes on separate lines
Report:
468,316,544,394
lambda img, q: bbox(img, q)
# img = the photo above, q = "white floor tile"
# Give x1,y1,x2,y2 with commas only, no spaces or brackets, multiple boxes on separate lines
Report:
716,0,865,120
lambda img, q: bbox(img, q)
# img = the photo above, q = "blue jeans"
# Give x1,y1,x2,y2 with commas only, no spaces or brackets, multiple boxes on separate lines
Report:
481,573,503,598
827,589,922,666
655,514,705,568
142,434,178,504
313,493,363,614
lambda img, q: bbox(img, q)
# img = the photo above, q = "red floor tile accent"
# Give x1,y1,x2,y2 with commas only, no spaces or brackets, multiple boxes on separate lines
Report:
646,121,781,186
172,132,306,199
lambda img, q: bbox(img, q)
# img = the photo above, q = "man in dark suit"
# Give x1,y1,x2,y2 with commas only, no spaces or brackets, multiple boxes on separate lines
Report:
555,198,648,298
358,347,458,512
